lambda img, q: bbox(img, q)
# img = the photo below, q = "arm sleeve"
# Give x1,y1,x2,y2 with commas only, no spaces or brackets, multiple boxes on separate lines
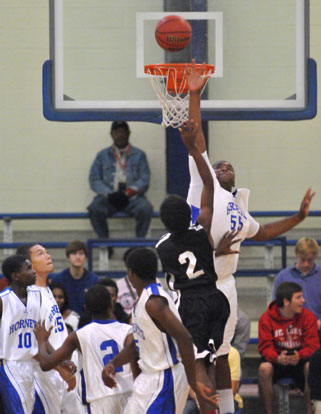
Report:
228,347,241,382
258,314,279,363
246,214,260,238
88,154,112,197
298,312,320,360
272,272,285,300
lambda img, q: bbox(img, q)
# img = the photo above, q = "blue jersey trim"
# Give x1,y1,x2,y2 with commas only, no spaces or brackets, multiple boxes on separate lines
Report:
91,319,118,325
191,205,200,224
147,368,176,413
166,333,179,365
144,282,161,294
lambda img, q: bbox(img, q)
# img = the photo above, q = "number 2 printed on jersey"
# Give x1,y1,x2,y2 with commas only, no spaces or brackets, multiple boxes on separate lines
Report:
179,251,205,280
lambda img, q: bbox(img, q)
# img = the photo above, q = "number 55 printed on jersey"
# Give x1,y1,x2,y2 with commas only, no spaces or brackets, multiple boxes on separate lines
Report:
100,340,124,373
230,215,243,231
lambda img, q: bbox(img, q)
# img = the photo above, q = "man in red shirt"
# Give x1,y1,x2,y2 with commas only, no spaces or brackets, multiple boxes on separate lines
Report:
258,282,319,414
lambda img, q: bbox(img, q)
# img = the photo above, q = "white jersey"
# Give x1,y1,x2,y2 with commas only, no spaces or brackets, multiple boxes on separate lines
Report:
33,285,68,348
31,285,85,414
132,283,182,374
0,287,41,361
76,319,133,403
187,152,260,280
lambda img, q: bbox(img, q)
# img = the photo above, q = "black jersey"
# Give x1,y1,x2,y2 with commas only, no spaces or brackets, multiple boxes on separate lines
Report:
156,224,218,292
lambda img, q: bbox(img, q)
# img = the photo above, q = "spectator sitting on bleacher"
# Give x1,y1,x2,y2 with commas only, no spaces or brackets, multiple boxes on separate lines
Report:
50,281,80,332
258,281,319,414
116,247,138,315
96,277,130,324
87,121,153,255
231,306,251,360
49,240,98,315
273,237,321,331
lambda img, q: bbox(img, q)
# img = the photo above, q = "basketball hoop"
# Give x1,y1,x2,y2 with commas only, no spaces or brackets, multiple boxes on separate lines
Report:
144,63,214,128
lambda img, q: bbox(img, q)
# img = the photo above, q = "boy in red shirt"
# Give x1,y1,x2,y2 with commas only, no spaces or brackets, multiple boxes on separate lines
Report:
258,281,319,414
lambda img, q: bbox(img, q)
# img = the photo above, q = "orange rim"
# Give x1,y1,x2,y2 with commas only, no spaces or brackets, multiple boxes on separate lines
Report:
144,63,215,93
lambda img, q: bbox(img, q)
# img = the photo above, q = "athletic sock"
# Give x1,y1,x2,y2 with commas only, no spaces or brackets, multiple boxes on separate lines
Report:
217,388,234,414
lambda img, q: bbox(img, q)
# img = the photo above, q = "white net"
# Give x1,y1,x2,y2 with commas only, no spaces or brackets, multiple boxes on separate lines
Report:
145,64,213,128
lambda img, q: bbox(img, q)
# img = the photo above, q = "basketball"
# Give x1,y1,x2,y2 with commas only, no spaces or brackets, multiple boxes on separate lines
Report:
155,15,192,52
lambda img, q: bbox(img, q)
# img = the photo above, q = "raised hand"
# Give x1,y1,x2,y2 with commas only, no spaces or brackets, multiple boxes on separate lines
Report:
299,187,315,219
186,59,211,93
215,231,241,257
178,119,199,151
34,320,52,343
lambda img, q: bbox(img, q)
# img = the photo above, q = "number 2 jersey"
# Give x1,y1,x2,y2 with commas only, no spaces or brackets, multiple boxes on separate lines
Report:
156,224,218,293
187,152,260,280
76,319,133,403
0,286,41,361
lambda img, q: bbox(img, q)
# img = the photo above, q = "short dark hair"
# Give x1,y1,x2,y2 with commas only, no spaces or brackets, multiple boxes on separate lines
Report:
65,240,88,258
2,255,27,283
110,121,130,133
160,195,191,233
123,247,139,264
50,281,70,314
126,248,158,281
85,284,112,316
212,160,234,171
97,277,118,295
16,244,35,260
275,282,303,307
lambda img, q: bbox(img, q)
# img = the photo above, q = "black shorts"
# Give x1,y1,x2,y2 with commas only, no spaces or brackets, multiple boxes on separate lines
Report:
261,358,308,391
178,287,230,362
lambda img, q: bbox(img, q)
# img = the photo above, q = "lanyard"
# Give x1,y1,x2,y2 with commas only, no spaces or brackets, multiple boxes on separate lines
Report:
113,145,131,171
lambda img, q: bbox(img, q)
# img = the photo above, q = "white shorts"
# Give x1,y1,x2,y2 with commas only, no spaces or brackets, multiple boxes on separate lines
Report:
123,363,189,414
33,362,86,414
0,359,35,414
216,275,237,357
88,392,131,414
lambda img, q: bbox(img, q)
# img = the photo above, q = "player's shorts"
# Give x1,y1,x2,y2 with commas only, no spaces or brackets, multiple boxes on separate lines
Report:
88,392,131,414
33,362,86,414
122,362,189,414
216,275,237,357
178,286,230,363
0,359,35,414
261,358,308,391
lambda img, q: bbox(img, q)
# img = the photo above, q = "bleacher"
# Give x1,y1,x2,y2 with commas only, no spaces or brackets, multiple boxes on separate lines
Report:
0,210,320,414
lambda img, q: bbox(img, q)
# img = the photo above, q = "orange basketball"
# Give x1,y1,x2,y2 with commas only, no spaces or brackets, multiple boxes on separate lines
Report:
155,15,192,52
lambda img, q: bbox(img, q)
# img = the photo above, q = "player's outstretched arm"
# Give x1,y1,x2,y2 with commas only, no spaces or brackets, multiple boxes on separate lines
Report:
185,59,209,154
145,295,217,408
102,337,139,388
179,120,214,234
34,321,78,372
251,188,315,241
